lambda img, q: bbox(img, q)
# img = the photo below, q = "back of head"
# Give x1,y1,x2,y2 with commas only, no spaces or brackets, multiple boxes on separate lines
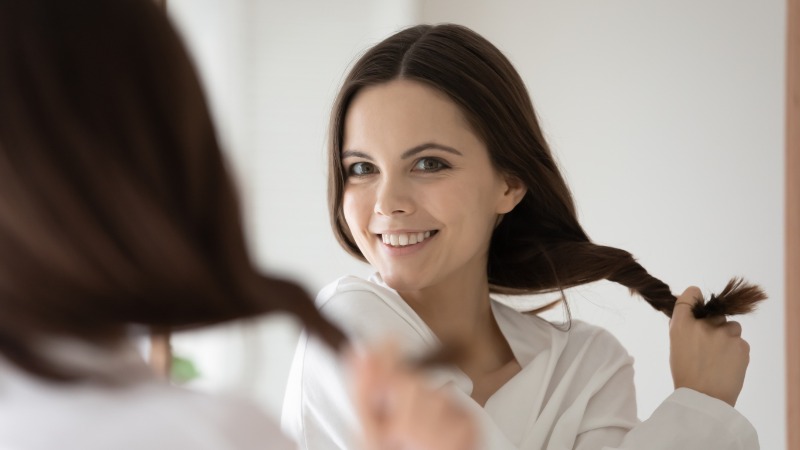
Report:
0,0,342,381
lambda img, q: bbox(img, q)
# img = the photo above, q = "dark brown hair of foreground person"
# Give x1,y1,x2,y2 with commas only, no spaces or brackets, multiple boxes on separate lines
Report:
0,0,344,382
328,24,766,319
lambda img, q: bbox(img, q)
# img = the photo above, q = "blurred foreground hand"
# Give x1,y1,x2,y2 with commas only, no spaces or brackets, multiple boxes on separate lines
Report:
350,342,478,450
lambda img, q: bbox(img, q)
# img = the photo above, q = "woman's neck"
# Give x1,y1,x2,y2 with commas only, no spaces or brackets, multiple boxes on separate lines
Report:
397,272,517,381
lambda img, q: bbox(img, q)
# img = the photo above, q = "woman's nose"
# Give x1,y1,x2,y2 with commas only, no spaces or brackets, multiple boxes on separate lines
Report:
374,177,414,216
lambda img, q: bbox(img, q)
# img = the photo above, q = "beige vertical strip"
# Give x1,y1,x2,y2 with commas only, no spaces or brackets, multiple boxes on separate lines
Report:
149,331,172,379
788,0,799,447
148,0,172,380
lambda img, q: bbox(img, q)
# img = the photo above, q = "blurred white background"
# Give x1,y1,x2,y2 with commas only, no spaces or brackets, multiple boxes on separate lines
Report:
164,1,786,448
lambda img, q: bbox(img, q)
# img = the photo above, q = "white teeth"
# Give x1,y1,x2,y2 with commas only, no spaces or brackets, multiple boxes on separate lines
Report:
381,231,435,248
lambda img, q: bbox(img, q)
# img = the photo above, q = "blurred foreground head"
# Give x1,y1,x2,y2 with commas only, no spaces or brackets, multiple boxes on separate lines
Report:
0,0,343,382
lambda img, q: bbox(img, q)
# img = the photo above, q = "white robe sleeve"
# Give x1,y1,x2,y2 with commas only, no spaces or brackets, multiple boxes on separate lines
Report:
600,388,760,450
281,284,438,450
281,331,362,450
560,329,759,450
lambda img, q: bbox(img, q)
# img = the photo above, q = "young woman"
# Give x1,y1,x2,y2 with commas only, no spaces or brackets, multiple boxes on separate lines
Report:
0,2,476,449
282,23,763,449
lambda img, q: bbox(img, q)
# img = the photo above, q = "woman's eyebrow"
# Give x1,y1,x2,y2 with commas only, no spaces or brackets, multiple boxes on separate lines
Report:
401,142,463,159
342,143,463,160
341,150,373,160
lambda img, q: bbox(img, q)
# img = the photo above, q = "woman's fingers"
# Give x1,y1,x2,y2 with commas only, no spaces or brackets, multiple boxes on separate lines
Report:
724,321,742,337
670,287,702,326
707,315,727,326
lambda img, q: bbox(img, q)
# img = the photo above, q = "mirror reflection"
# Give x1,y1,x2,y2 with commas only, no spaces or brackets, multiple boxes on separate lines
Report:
165,1,785,449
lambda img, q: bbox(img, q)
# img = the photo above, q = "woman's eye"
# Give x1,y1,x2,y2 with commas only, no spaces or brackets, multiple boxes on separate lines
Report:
414,158,447,172
348,162,376,176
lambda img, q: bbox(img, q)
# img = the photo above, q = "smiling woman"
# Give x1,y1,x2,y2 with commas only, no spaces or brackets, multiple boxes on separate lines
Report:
282,23,766,450
340,80,525,297
156,0,784,447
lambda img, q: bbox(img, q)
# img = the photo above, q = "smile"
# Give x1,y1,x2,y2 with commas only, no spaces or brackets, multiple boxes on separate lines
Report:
379,230,438,247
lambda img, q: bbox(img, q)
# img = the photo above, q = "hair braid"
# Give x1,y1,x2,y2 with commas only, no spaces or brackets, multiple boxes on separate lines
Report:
490,236,765,318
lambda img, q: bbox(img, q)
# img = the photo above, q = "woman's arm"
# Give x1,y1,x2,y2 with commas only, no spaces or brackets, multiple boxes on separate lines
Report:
574,287,758,450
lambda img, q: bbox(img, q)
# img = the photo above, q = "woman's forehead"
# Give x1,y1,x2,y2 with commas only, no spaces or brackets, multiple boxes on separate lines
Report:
343,80,479,153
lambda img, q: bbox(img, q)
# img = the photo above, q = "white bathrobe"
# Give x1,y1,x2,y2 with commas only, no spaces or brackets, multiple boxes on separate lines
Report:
0,339,295,450
282,275,759,450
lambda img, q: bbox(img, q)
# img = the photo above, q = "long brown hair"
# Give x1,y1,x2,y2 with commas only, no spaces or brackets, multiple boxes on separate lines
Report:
328,24,764,319
0,0,343,382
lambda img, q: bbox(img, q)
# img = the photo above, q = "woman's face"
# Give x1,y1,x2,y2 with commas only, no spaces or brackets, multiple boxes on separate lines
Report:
341,79,524,292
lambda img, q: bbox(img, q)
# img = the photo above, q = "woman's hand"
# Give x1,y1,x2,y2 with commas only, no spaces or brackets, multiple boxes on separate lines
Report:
350,343,478,450
669,286,750,406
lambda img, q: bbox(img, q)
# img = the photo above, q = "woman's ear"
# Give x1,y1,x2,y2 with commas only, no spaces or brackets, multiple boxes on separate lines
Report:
497,176,527,214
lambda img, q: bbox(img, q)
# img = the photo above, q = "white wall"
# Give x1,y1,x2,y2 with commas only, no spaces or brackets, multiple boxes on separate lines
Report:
166,1,786,448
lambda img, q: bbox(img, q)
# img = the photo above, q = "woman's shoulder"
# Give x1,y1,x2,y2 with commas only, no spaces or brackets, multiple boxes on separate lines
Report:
564,319,633,369
315,275,393,307
160,387,293,449
491,300,632,368
108,383,290,449
549,317,633,366
314,275,438,351
0,359,292,450
567,319,628,351
315,274,402,320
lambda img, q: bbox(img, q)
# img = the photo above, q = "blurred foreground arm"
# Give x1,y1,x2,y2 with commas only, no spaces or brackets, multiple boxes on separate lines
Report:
351,343,478,450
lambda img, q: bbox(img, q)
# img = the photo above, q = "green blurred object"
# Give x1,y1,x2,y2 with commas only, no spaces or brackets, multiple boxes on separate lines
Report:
171,354,201,384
